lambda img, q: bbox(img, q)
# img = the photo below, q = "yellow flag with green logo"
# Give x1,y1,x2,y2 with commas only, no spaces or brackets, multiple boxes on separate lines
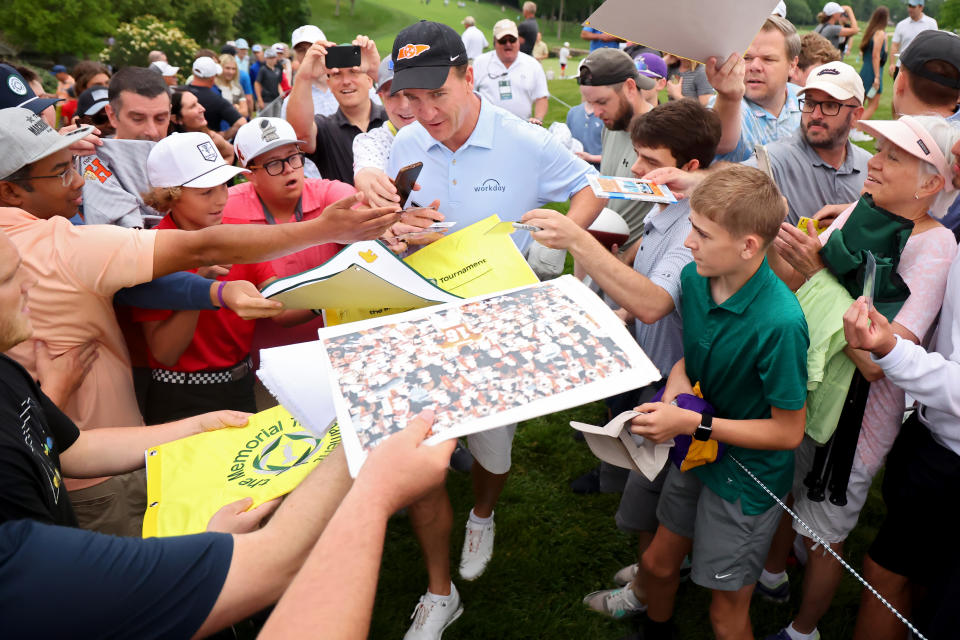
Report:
143,405,340,537
326,215,539,325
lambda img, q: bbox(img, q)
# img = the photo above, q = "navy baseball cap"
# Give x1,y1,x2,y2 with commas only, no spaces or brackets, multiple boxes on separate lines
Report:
0,64,61,114
51,65,67,74
390,21,467,95
900,30,960,90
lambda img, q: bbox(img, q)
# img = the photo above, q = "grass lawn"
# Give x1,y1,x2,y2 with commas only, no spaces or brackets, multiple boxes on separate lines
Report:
301,4,897,637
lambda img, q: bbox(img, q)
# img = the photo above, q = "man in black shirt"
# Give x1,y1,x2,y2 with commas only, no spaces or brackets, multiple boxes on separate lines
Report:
256,47,284,109
286,35,386,185
517,1,540,56
188,56,247,140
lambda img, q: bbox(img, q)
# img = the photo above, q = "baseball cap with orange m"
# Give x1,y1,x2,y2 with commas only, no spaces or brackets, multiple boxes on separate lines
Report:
390,21,467,95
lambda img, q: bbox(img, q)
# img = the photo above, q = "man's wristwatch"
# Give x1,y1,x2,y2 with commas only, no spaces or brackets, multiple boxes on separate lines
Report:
693,411,713,442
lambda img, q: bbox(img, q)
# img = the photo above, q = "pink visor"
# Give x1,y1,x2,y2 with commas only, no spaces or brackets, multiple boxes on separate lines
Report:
857,116,956,193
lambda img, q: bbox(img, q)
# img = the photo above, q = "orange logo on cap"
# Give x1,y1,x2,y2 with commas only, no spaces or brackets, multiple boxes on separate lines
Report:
397,44,430,61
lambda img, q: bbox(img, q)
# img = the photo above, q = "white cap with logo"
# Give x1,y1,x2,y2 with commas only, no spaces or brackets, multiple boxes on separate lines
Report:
192,57,223,79
493,19,519,40
799,61,865,104
291,25,327,48
147,132,249,188
233,118,305,168
0,108,92,180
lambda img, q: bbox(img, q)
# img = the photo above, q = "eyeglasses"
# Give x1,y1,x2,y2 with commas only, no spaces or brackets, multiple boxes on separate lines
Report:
6,155,80,188
497,36,518,44
248,152,305,176
798,98,858,116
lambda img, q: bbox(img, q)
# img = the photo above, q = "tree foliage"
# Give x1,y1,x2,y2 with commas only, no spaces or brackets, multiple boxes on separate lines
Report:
0,0,115,56
99,16,200,74
233,0,312,45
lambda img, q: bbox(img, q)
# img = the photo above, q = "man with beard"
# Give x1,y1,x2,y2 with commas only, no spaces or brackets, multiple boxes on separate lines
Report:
578,47,657,261
745,61,869,225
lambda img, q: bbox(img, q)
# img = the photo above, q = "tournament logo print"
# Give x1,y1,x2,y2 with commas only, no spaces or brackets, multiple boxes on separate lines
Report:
197,140,218,162
259,118,279,143
397,44,430,61
7,75,27,96
251,432,325,475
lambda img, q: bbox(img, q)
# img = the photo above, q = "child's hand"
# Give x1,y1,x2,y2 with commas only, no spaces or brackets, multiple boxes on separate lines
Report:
629,402,700,443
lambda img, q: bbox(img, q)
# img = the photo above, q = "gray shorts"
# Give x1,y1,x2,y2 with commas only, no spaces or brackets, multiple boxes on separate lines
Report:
615,463,670,533
656,465,782,591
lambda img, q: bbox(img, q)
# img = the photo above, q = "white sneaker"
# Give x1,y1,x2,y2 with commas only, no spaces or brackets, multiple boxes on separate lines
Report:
403,584,463,640
613,563,638,587
458,514,495,580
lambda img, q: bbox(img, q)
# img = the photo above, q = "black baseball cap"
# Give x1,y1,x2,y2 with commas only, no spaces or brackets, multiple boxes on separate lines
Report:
76,84,110,117
390,21,467,95
900,30,960,90
0,63,61,114
578,48,654,90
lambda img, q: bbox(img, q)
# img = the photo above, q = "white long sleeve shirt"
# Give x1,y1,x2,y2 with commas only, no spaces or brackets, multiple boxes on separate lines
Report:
874,251,960,455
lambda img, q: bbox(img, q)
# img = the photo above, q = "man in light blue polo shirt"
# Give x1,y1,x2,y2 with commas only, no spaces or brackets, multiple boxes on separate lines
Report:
708,16,802,163
385,20,602,640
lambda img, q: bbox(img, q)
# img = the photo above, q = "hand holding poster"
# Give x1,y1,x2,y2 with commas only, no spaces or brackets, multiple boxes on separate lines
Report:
318,276,661,476
143,405,340,537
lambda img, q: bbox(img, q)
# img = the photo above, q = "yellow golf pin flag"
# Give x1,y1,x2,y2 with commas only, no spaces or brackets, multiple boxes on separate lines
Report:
327,215,539,325
143,405,340,537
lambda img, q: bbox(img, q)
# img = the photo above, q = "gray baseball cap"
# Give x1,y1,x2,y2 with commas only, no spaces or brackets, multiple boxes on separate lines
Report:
377,57,395,92
0,108,93,180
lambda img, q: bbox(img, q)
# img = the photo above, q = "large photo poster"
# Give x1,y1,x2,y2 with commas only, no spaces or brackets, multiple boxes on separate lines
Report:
318,276,661,476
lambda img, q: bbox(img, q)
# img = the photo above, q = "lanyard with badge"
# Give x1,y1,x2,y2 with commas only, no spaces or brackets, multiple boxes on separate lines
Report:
257,193,303,224
488,69,512,101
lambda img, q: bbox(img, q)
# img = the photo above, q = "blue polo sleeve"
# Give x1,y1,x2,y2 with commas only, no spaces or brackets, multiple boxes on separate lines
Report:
535,127,596,204
114,271,217,310
239,70,253,95
0,520,233,639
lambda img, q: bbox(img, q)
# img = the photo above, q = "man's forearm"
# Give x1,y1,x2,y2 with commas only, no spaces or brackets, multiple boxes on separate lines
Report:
713,93,743,155
565,186,604,228
569,231,675,324
259,485,387,639
60,418,203,478
223,117,246,141
287,74,318,153
533,97,548,121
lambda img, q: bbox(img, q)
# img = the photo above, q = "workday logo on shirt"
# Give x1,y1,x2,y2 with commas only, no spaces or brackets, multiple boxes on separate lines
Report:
474,178,506,193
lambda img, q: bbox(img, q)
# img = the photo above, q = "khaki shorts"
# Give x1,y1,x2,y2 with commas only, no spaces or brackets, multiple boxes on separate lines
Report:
656,465,782,591
467,423,518,475
68,468,148,538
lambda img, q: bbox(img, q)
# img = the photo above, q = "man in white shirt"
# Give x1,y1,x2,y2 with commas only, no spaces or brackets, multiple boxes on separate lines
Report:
472,19,548,123
890,0,937,81
461,16,488,62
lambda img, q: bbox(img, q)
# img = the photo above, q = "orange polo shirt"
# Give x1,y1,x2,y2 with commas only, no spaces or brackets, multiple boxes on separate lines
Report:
0,208,156,491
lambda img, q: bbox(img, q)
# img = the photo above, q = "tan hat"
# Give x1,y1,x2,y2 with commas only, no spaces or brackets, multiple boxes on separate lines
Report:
799,61,865,104
493,19,519,40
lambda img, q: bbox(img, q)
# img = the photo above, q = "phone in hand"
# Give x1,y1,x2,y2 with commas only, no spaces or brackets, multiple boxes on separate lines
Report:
325,45,362,69
394,162,423,209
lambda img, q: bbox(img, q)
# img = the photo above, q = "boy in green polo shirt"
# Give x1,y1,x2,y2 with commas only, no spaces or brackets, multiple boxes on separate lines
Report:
630,164,808,640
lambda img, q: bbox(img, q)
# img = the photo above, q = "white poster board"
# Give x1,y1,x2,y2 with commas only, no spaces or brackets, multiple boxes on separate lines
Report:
317,276,661,477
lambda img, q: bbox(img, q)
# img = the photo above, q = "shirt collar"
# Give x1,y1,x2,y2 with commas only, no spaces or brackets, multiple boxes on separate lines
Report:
794,129,861,174
645,199,690,234
705,256,773,315
333,101,387,129
0,207,39,224
420,93,496,153
747,82,801,121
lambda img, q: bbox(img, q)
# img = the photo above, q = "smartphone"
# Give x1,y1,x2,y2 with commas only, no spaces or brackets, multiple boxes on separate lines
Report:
325,45,362,69
866,86,878,99
394,162,423,208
